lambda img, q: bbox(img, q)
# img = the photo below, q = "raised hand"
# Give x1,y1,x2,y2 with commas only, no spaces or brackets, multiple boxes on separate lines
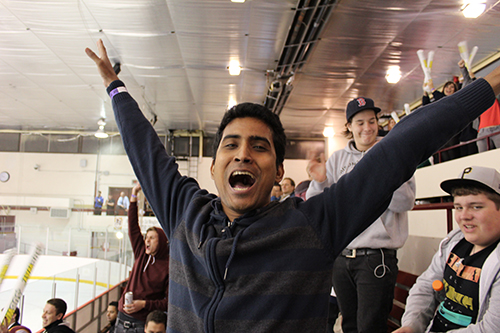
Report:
85,39,119,87
307,152,327,183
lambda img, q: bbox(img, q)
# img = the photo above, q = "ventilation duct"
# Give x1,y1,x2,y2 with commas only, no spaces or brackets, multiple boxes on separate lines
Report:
265,0,337,114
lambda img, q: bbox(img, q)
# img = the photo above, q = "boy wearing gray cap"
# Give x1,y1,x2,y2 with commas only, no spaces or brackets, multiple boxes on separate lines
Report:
396,166,500,333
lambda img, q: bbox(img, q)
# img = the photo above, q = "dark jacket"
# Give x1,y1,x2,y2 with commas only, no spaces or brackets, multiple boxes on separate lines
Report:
43,320,74,333
118,202,169,321
108,78,495,332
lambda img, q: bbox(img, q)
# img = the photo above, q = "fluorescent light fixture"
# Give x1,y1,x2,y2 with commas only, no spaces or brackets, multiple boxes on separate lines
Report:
228,60,241,76
461,1,486,18
323,127,335,138
385,65,401,84
231,0,245,2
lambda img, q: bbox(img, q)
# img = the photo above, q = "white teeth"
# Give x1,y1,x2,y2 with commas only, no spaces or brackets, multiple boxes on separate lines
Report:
231,171,255,179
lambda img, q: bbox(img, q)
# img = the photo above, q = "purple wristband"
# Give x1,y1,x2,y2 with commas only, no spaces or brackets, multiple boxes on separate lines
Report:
109,86,128,99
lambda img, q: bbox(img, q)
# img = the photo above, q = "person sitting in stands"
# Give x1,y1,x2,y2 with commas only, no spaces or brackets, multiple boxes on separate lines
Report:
7,308,31,333
41,298,75,333
144,311,167,333
270,183,282,201
279,177,295,202
99,302,118,333
396,166,500,332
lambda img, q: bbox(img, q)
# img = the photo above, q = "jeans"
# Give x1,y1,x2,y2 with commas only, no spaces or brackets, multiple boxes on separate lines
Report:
114,312,145,333
477,125,500,152
332,250,398,333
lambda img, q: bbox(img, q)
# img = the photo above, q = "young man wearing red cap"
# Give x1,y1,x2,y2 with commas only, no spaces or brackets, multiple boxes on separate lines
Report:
306,97,416,333
396,166,500,332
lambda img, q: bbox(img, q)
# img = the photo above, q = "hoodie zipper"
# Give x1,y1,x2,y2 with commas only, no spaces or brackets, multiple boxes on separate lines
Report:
204,233,227,333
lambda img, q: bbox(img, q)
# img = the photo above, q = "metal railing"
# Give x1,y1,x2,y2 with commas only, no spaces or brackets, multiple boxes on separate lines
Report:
434,129,500,164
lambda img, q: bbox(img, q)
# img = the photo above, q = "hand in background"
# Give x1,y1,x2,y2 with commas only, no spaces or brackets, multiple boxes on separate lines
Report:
307,152,327,183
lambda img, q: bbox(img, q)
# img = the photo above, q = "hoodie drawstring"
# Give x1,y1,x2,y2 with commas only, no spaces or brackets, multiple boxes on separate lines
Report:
143,254,155,272
224,229,244,280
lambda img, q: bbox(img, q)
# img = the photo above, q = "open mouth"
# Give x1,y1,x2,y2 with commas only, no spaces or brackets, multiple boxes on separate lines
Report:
229,171,255,191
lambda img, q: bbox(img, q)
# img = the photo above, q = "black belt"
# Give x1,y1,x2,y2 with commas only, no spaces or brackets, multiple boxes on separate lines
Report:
117,312,144,329
340,248,396,258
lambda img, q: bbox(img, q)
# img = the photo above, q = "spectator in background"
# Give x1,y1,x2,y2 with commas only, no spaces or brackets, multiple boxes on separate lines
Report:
41,298,75,333
144,311,167,333
457,59,479,157
105,194,115,216
306,97,416,333
116,192,130,216
99,302,118,333
270,183,282,201
115,183,169,333
94,191,104,215
279,177,295,202
458,59,500,154
422,80,458,105
423,80,461,162
294,180,311,201
396,166,500,332
476,97,500,153
7,308,31,333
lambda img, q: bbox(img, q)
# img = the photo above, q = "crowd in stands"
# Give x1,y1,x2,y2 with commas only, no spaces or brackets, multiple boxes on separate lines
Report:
11,40,495,333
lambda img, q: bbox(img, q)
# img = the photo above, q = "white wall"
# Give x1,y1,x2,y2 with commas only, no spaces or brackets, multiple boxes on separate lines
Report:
3,149,500,275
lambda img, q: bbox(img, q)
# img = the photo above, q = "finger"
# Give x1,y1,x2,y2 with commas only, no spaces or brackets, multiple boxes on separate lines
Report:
85,47,99,62
319,153,325,163
97,39,111,63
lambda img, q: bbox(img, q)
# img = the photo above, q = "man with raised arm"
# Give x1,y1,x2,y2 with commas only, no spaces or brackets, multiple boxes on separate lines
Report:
86,39,500,332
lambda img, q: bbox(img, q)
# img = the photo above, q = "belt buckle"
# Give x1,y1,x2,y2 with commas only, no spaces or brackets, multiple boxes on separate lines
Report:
346,249,356,258
123,321,131,329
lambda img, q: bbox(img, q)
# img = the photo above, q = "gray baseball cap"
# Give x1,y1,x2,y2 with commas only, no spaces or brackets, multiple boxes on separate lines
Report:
440,166,500,196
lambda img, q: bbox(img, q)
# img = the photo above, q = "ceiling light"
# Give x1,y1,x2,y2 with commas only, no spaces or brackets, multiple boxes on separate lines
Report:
94,118,109,139
323,127,335,138
386,65,401,84
231,0,245,2
461,1,486,18
228,60,241,76
94,127,109,139
227,97,237,109
115,231,124,239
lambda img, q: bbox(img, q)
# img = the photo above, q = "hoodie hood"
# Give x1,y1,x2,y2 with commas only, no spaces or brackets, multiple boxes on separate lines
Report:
151,226,169,260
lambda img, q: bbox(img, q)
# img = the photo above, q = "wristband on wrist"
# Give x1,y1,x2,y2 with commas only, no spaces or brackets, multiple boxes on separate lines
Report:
109,86,128,99
131,194,137,198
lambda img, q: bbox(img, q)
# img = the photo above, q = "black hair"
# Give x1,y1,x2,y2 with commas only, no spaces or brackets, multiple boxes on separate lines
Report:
47,298,67,317
442,81,458,94
145,310,167,326
212,103,286,168
14,308,20,320
109,301,118,308
283,177,295,187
